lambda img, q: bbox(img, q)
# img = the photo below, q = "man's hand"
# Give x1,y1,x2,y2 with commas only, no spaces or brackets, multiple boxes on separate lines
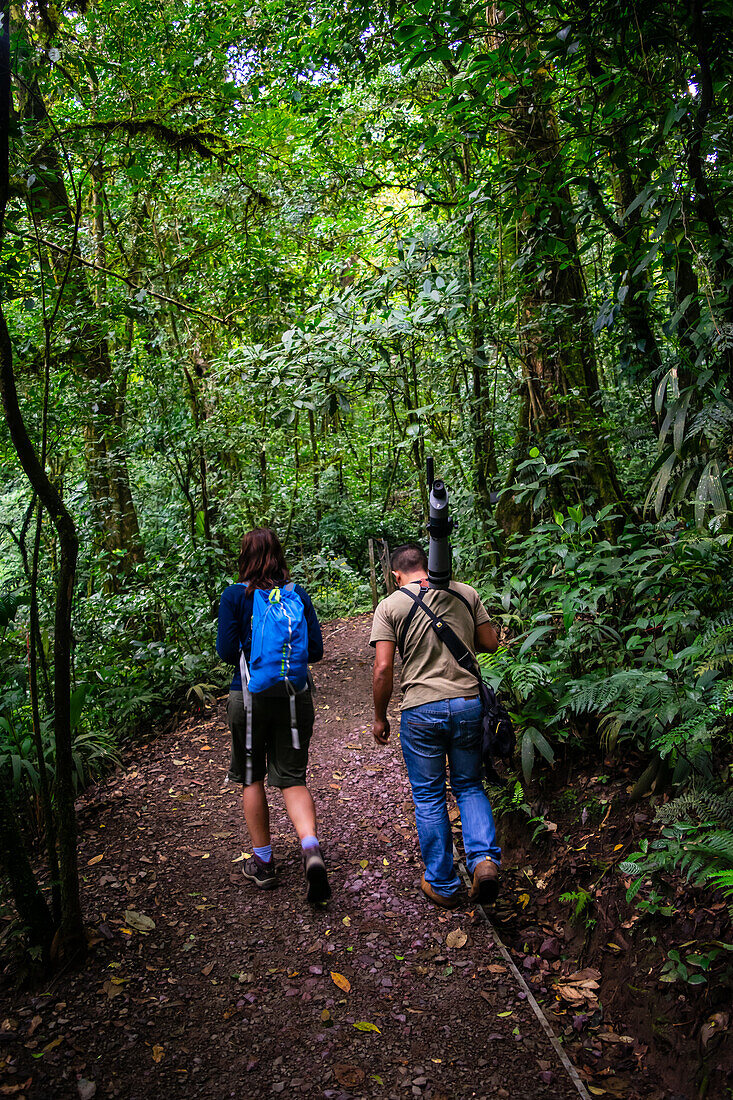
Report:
373,717,391,745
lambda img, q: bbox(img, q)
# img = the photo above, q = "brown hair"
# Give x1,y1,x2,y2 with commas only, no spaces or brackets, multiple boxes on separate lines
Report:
238,528,290,594
390,543,428,573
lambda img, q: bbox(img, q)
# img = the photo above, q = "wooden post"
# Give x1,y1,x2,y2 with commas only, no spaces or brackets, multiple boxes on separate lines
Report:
379,539,395,593
368,538,379,610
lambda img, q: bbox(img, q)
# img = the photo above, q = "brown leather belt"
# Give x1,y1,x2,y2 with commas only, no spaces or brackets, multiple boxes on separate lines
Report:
461,695,479,701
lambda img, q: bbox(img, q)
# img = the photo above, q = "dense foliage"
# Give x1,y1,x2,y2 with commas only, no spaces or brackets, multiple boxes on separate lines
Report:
1,0,732,956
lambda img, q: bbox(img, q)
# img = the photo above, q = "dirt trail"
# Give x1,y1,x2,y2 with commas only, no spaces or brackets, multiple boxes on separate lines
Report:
2,614,581,1100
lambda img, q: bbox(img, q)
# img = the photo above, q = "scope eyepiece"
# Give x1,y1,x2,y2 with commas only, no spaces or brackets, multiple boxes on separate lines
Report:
430,479,447,502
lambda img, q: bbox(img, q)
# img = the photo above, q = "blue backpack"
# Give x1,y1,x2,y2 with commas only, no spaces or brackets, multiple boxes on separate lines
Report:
247,583,309,693
238,583,310,783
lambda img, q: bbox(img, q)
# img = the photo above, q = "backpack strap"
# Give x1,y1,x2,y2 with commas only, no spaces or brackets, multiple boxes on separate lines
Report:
239,650,254,785
397,580,428,659
399,586,481,683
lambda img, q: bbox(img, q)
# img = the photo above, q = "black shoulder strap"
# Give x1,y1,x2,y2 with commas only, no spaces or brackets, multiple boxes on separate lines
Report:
399,586,480,682
445,586,473,615
397,582,427,659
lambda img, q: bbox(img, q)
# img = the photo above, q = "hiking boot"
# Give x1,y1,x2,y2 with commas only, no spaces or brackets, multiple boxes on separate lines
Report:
303,844,331,904
420,874,461,910
469,858,499,904
242,855,278,889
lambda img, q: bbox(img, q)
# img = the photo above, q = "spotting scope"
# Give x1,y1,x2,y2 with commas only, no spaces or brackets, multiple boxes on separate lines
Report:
426,456,454,590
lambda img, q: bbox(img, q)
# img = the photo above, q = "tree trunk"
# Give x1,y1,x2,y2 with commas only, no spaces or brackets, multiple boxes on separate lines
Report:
1,12,85,959
15,34,142,573
495,74,626,534
0,773,54,957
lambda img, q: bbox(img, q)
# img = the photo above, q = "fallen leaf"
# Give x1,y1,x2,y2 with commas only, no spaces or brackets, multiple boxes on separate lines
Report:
353,1021,380,1033
152,1045,165,1063
518,892,530,908
331,971,351,993
28,1015,42,1037
123,910,155,933
41,1036,64,1053
359,859,368,869
342,917,351,927
333,1065,365,1088
488,964,507,974
0,1078,32,1095
701,1012,729,1047
497,1010,513,1018
446,928,467,950
320,1009,331,1022
87,854,104,866
102,980,123,1000
201,962,215,977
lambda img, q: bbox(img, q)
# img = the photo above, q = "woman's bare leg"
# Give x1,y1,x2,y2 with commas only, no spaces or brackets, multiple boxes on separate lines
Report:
242,781,270,847
282,785,317,840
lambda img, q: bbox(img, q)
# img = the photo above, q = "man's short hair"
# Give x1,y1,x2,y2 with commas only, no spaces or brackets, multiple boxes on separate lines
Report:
390,543,428,573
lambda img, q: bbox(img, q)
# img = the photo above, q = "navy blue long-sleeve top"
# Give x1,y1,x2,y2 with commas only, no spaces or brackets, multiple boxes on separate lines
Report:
216,580,324,692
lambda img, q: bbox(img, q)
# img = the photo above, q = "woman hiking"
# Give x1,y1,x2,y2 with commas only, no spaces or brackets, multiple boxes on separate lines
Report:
217,527,330,904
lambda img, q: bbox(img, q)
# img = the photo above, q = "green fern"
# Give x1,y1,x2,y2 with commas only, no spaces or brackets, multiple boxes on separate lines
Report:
708,869,733,902
656,783,733,828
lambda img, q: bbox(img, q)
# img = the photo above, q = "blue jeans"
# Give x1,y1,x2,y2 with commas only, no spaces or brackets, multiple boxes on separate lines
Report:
400,696,501,895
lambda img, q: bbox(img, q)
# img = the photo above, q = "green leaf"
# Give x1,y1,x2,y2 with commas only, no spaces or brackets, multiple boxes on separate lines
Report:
70,685,89,732
353,1021,381,1033
518,625,554,657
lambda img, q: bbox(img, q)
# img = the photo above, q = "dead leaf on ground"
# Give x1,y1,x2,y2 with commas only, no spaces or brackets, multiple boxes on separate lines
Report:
556,967,601,1009
102,980,124,1000
0,1078,32,1095
331,971,351,993
123,910,155,933
87,854,104,866
446,928,467,950
28,1015,42,1036
152,1044,165,1063
488,964,507,974
353,1021,380,1033
333,1065,365,1088
701,1012,730,1047
201,962,215,977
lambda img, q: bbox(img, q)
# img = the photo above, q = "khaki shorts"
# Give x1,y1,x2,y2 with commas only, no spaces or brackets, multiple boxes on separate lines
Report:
226,689,314,788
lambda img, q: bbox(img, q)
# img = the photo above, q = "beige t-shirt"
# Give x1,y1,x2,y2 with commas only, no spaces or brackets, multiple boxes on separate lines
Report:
369,580,491,710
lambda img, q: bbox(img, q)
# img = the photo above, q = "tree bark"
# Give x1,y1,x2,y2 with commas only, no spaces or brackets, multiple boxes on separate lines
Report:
0,774,54,957
495,74,626,534
0,9,85,959
15,28,142,573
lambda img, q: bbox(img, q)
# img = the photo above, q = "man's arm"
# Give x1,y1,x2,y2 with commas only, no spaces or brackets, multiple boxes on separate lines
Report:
475,621,499,653
372,640,396,744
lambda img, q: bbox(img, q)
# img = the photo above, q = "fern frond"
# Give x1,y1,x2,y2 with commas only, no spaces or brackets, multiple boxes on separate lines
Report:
655,783,733,828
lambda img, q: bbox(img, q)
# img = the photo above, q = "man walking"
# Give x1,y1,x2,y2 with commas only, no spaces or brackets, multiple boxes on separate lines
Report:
370,544,501,909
